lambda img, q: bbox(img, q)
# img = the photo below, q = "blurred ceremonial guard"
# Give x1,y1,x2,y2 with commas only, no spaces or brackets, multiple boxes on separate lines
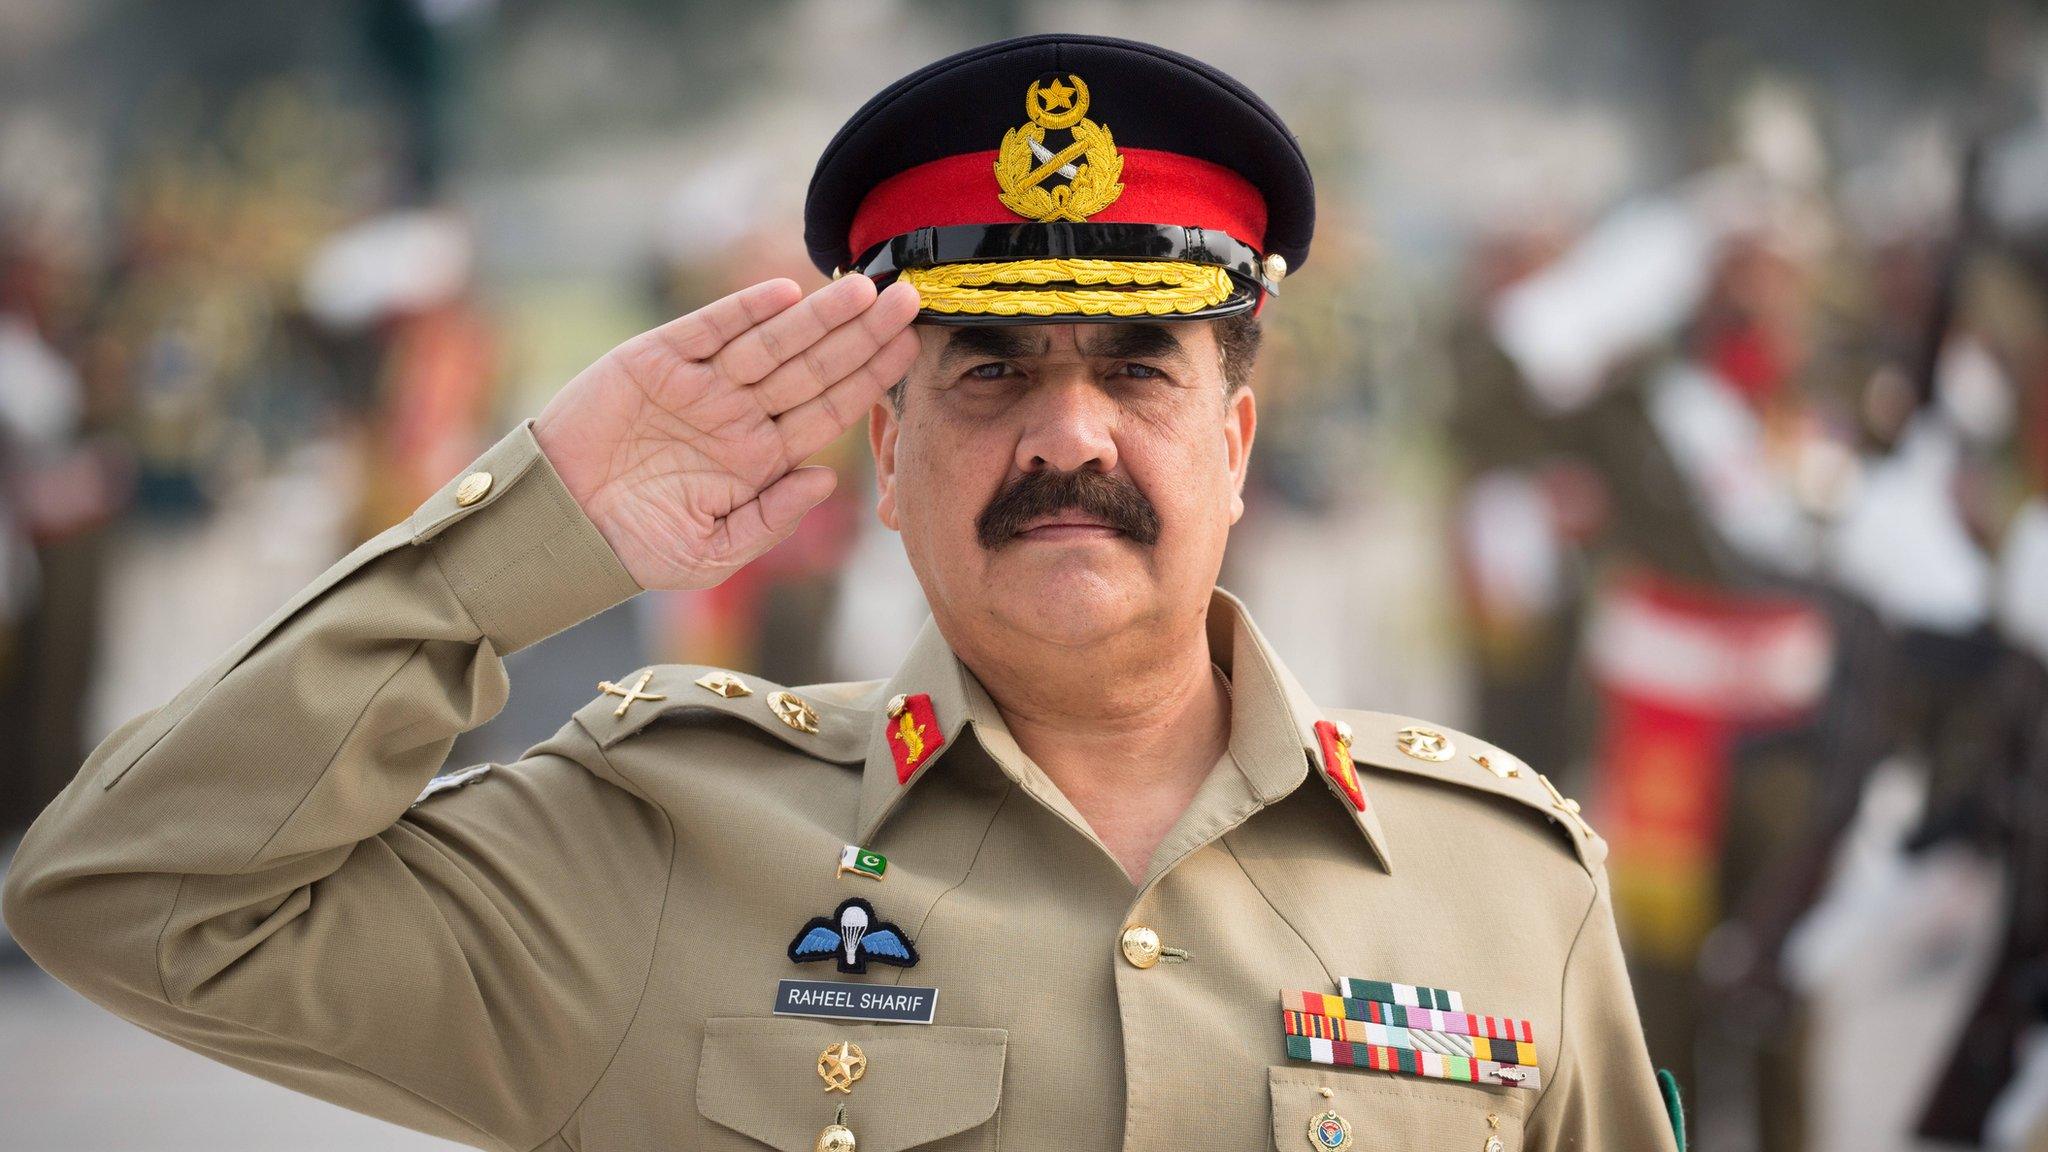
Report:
1450,68,2048,1150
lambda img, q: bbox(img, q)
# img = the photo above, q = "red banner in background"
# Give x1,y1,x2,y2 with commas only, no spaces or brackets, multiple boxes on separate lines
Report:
1584,571,1832,963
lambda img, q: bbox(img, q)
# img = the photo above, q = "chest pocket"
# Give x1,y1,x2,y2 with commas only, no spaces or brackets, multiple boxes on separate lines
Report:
1270,1066,1531,1152
697,1017,1008,1151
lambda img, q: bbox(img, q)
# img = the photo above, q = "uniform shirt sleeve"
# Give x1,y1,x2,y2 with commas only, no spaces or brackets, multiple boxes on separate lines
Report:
1,420,667,1152
1524,862,1681,1151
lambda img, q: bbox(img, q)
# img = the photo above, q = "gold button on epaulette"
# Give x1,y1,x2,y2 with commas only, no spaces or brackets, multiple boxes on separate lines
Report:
455,471,493,506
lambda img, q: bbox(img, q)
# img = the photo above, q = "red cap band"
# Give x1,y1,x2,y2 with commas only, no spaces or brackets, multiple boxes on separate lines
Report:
847,147,1269,261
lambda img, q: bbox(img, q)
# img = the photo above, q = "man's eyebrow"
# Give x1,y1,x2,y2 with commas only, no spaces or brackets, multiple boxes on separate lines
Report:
937,326,1048,368
1078,324,1191,365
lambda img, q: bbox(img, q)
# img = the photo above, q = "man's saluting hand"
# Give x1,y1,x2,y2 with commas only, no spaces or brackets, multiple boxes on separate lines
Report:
534,274,922,590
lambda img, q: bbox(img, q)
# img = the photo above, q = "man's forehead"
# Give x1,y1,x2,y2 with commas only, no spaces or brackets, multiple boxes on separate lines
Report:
933,322,1197,362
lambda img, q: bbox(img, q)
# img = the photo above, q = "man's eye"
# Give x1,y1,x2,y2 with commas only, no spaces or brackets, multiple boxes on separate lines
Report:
966,362,1012,380
1119,362,1164,379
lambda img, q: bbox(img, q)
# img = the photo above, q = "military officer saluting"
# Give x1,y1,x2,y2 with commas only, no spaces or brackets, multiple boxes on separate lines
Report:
5,34,1681,1152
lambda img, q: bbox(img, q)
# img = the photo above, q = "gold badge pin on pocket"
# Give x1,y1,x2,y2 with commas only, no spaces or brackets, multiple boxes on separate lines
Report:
1307,1107,1353,1151
818,1041,866,1093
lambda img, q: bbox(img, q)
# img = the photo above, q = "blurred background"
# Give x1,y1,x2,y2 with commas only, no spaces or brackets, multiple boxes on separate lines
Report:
1,0,2045,1148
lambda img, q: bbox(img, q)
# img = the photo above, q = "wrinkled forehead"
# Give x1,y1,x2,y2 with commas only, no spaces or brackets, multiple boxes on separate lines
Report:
930,321,1200,368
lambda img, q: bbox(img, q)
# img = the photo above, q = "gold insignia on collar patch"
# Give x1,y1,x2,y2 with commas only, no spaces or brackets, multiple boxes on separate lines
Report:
994,73,1125,222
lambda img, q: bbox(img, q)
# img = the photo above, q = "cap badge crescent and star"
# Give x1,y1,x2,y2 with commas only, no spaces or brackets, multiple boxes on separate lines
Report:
806,34,1314,324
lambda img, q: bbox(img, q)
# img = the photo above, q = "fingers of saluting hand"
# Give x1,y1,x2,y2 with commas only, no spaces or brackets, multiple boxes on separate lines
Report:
716,464,840,564
751,278,923,417
774,308,921,464
711,272,890,386
644,278,804,363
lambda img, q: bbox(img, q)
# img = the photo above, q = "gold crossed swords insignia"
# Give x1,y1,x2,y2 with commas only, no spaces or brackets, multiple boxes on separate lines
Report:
994,73,1125,222
598,670,666,718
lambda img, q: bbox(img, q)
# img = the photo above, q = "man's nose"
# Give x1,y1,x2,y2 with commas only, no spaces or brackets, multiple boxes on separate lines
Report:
1014,374,1119,474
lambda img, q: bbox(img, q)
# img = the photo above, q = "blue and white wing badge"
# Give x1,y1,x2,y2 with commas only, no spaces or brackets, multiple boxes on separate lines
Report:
788,897,921,974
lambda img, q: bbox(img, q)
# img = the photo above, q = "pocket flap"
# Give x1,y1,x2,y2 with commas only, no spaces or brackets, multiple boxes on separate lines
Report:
698,1016,1007,1152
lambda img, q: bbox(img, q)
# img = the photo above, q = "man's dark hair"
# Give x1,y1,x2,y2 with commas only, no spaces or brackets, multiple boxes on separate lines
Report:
1214,309,1263,395
887,310,1263,410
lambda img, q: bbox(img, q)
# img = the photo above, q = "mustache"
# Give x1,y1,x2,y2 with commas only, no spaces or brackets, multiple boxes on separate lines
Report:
976,468,1161,549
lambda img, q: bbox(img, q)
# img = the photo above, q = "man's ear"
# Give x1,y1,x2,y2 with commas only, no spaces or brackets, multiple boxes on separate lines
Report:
1225,386,1256,524
869,398,902,530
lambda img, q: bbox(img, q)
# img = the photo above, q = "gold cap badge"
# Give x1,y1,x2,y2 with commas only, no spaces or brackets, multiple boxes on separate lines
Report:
994,74,1124,223
900,72,1234,318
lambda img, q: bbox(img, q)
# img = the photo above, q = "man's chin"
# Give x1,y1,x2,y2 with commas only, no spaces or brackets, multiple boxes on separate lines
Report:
984,557,1151,642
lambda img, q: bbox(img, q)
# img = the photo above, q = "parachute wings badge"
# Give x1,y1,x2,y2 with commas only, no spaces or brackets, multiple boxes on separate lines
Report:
788,897,920,974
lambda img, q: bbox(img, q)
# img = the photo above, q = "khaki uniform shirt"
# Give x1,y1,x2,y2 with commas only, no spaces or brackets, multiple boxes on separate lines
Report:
5,421,1678,1152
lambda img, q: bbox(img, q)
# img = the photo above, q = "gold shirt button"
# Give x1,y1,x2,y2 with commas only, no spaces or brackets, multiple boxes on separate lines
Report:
454,471,493,506
1120,925,1162,969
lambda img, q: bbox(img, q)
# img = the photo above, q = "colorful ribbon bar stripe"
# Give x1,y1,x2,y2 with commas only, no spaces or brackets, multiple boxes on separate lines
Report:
1284,1009,1537,1067
1281,989,1535,1045
1284,1033,1542,1091
1340,977,1463,1012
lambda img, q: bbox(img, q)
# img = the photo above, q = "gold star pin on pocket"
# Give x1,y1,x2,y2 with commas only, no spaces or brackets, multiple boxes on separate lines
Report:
818,1040,866,1093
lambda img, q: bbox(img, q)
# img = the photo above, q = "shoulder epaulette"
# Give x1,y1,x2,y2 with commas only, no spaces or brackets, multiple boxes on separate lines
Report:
572,665,873,764
1329,709,1606,871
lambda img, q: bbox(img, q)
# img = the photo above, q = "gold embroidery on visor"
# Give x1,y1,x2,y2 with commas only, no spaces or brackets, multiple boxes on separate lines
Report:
900,258,1235,318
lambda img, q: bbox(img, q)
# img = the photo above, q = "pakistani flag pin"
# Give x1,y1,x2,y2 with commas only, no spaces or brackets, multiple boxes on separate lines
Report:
837,844,887,882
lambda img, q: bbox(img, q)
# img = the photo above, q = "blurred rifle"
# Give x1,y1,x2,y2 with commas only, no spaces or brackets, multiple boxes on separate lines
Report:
1917,653,2048,1143
1910,2,2048,1139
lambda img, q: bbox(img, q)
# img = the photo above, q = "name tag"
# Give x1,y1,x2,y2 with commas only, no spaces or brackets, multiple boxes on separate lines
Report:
773,979,939,1024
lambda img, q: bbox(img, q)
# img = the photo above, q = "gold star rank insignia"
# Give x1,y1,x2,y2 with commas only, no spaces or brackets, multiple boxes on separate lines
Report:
817,1040,867,1093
